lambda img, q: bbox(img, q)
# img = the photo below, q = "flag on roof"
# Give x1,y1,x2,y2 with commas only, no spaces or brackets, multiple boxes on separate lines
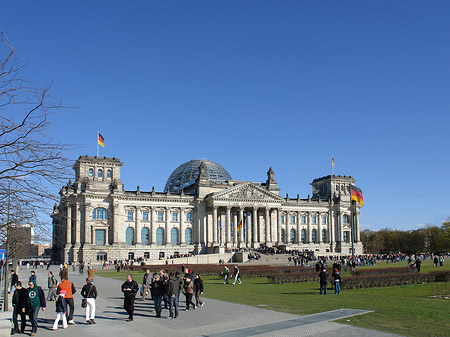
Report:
350,185,364,206
98,133,105,147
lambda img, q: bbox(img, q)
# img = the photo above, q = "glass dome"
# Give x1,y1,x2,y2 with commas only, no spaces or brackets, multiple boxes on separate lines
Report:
164,159,232,193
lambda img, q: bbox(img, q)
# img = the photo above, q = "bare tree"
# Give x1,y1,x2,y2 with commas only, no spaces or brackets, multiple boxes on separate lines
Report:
0,31,72,259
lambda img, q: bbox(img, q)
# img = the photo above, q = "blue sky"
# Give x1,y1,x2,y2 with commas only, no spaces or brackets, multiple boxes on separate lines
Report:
2,1,450,231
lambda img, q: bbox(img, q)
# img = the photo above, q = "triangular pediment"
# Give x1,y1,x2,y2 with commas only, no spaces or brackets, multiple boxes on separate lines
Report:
209,182,284,202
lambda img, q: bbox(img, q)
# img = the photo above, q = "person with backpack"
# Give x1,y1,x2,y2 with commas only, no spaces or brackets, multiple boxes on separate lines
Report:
47,271,58,301
27,280,46,336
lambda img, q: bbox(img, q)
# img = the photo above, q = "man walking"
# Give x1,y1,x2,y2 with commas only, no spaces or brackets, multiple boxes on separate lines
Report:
232,265,241,285
141,269,152,301
47,271,58,301
121,274,139,322
222,266,229,284
27,280,46,336
166,272,180,319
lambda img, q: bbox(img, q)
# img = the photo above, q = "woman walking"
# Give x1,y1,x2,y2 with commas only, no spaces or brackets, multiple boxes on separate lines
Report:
81,278,98,324
183,276,195,311
194,274,204,307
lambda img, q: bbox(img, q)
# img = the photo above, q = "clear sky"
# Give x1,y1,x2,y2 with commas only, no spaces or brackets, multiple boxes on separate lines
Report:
2,1,450,231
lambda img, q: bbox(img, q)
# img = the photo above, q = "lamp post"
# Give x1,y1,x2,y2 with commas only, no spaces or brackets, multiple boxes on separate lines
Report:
3,183,11,311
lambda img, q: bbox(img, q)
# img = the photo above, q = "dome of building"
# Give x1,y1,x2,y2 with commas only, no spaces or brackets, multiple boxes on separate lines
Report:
164,159,232,192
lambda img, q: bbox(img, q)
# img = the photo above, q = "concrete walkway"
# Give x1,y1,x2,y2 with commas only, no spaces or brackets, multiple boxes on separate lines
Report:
11,266,402,337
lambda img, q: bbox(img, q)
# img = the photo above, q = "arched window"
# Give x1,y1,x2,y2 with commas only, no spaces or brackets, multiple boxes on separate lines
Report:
322,229,327,243
280,228,285,242
141,227,149,245
290,229,296,244
170,228,179,245
301,229,306,243
156,227,164,246
126,227,134,246
106,169,112,178
312,229,317,243
185,228,192,245
98,169,103,178
88,168,94,177
92,208,108,220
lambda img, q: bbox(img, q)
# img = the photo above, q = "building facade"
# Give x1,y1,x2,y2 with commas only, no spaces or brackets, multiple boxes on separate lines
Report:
51,156,363,263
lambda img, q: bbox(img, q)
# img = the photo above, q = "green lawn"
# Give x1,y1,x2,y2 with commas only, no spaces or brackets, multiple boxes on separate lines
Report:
96,259,450,337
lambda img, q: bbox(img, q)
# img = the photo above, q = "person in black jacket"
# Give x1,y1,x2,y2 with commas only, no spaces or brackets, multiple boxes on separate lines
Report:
81,278,98,324
194,274,204,307
10,270,19,294
12,281,28,335
52,290,68,330
150,274,163,318
166,273,181,319
319,267,328,295
121,274,139,322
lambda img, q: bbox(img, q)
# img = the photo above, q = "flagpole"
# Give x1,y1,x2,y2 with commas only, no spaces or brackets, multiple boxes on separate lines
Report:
97,131,99,157
332,156,334,176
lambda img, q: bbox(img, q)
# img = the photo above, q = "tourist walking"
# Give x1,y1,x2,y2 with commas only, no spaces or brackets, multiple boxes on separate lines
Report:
141,269,152,301
232,265,241,285
88,266,96,283
183,275,195,311
10,270,19,294
29,271,36,282
12,281,28,335
167,272,181,319
57,275,76,324
194,274,204,307
415,257,421,272
52,290,68,330
47,271,58,301
332,268,341,295
27,280,46,336
319,267,328,295
151,274,163,318
81,278,97,324
222,266,229,284
121,274,139,322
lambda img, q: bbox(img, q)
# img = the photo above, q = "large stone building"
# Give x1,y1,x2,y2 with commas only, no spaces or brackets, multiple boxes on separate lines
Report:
51,155,362,263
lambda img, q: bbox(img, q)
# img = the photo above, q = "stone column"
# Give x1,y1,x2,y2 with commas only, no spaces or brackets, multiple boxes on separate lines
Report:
226,207,231,245
136,207,141,245
165,208,170,245
252,208,257,246
105,226,109,246
265,208,270,243
112,203,120,244
151,207,156,245
329,211,334,251
276,209,281,244
84,203,92,245
307,212,311,243
75,205,81,245
296,212,301,244
66,205,72,246
232,210,237,245
213,206,218,244
180,208,185,244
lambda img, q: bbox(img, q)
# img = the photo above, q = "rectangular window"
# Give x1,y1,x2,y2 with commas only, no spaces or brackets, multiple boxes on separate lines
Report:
143,211,149,221
280,215,285,223
144,252,150,259
301,216,306,224
157,211,164,221
127,211,133,221
172,212,178,222
343,231,350,243
322,216,327,224
312,216,317,224
186,212,192,222
94,229,106,245
290,215,296,224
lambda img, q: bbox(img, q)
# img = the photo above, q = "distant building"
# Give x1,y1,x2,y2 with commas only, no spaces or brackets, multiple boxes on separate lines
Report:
51,156,363,263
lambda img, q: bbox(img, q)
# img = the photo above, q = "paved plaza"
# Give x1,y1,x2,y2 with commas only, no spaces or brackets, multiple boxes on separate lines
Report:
9,266,402,337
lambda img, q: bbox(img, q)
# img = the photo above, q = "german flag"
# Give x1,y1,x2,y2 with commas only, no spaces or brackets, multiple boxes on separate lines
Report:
350,185,364,206
237,220,243,231
98,133,105,147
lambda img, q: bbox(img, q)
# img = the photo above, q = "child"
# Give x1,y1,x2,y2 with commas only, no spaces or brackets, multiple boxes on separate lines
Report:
52,290,68,330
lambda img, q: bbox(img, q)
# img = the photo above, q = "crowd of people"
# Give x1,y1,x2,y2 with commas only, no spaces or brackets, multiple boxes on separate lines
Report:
9,267,98,335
